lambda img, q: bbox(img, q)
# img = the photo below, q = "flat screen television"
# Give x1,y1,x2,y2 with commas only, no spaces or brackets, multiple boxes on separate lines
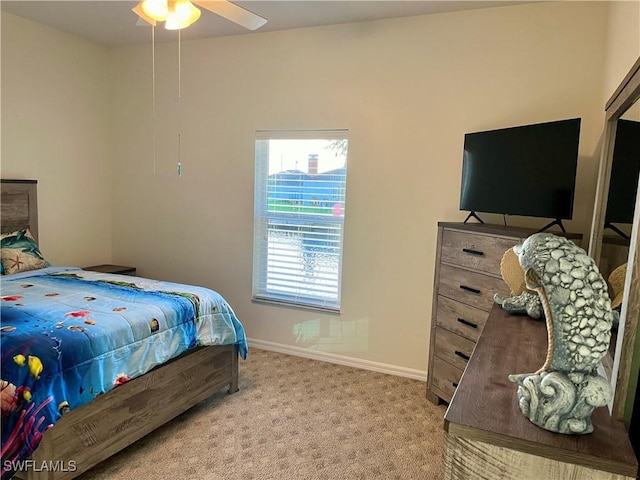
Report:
459,118,581,231
605,119,640,239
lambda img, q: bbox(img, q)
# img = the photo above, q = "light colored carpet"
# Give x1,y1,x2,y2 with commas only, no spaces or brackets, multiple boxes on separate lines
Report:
79,348,447,479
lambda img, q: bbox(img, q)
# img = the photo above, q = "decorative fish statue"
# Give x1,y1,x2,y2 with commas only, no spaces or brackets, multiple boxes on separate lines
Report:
506,233,615,435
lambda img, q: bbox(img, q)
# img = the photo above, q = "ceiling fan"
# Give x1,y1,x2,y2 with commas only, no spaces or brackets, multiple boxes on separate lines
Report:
133,0,267,31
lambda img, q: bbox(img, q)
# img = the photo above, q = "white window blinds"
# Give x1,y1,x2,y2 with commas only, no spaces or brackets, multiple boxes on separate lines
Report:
253,130,349,311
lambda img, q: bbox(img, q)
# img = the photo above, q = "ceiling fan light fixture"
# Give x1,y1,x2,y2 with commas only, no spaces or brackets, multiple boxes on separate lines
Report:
140,0,169,22
165,0,201,30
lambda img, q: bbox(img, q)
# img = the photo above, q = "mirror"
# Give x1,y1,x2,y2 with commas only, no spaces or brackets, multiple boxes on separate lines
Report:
597,104,639,374
589,56,640,421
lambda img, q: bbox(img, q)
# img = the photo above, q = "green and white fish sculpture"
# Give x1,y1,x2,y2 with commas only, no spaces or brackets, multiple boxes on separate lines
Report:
507,233,615,435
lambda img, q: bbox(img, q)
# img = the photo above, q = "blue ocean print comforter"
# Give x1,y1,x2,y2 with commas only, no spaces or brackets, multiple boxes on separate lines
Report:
0,267,247,478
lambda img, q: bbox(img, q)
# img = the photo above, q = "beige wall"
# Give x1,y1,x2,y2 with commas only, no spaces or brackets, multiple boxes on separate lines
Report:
2,1,625,376
108,1,609,375
1,13,113,267
603,0,640,103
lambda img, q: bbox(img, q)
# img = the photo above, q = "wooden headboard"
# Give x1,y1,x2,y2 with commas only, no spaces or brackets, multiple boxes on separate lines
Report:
1,179,39,242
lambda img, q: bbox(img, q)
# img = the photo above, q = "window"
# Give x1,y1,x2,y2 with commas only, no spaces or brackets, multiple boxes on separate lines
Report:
253,130,348,312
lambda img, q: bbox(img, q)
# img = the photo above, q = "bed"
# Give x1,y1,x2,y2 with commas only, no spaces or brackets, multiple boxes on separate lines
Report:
0,179,247,480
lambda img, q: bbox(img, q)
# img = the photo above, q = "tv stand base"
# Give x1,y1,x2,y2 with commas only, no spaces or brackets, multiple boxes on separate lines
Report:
463,211,484,224
604,222,631,241
537,218,566,233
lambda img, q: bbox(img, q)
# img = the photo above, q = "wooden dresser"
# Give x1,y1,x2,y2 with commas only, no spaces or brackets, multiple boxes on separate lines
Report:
444,305,638,479
426,222,582,405
599,234,630,281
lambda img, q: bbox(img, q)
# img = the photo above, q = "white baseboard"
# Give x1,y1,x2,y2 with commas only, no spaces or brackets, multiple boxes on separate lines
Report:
247,338,427,381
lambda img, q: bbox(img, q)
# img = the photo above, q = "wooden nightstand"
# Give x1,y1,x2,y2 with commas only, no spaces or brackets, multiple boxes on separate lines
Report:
83,264,136,276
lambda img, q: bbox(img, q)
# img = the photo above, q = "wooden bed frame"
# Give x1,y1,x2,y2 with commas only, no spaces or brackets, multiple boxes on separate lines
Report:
1,179,240,480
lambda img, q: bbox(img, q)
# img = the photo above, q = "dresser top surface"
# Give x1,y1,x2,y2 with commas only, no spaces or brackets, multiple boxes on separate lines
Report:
444,304,637,477
438,222,582,240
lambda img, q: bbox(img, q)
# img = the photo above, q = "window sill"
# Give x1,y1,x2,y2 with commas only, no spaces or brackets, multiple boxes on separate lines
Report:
252,296,340,315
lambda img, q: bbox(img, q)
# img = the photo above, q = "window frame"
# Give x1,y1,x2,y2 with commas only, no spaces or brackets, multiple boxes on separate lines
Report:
252,129,349,313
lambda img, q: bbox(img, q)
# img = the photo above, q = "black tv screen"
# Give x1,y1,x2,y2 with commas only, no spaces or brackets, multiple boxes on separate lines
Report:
605,119,640,225
460,118,581,221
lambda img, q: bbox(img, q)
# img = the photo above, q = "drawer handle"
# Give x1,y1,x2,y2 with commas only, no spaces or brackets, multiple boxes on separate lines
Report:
452,382,459,388
460,285,481,294
455,350,470,362
457,318,478,329
462,248,484,256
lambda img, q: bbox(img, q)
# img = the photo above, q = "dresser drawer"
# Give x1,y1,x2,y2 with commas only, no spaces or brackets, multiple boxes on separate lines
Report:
431,356,464,403
441,229,519,276
436,296,488,342
438,264,511,311
434,327,475,371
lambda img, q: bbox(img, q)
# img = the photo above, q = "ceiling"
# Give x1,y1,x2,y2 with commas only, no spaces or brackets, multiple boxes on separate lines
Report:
0,1,535,47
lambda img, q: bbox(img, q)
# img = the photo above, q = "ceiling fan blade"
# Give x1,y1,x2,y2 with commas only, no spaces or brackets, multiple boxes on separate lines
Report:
132,3,157,27
192,0,267,30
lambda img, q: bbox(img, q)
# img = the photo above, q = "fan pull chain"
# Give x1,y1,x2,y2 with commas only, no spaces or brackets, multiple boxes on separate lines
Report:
177,29,182,178
152,25,157,176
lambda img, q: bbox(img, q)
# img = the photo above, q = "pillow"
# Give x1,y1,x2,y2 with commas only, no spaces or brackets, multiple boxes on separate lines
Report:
0,230,12,274
0,229,50,275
